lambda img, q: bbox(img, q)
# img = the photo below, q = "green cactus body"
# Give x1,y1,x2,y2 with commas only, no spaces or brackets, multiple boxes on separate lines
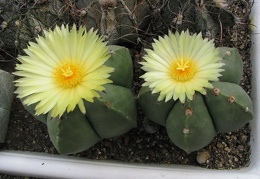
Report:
155,1,235,36
166,93,216,153
83,45,137,138
24,45,137,154
47,82,137,154
204,82,253,133
138,86,175,126
47,107,101,155
0,70,14,142
1,1,237,51
138,47,253,153
84,84,137,139
76,0,151,44
218,47,243,84
105,45,133,88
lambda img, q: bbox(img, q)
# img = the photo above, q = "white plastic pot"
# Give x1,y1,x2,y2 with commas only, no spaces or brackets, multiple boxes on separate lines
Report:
0,2,260,178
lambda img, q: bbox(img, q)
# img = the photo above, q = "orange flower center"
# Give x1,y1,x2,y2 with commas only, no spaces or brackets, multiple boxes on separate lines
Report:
54,61,83,88
170,58,196,82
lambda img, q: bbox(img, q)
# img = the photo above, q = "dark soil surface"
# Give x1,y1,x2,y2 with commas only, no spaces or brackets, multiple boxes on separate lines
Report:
0,0,253,178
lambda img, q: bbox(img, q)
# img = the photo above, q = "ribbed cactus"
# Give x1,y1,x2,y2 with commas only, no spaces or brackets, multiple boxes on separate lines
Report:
153,0,236,36
138,47,253,153
0,70,14,142
1,0,237,55
204,81,253,133
0,0,151,52
22,45,137,155
166,93,216,153
218,47,243,84
47,107,101,154
48,45,137,154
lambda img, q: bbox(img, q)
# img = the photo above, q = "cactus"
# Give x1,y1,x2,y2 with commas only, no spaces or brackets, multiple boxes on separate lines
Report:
0,0,151,53
0,70,14,142
218,47,243,84
49,46,137,154
166,93,216,153
1,0,237,53
84,83,137,139
47,107,101,155
0,0,67,52
152,0,236,37
204,81,253,133
21,45,137,155
4,0,142,154
104,45,133,88
138,86,175,126
138,47,253,153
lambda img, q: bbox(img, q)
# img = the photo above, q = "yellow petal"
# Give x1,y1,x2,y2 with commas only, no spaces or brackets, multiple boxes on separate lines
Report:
14,24,113,118
141,30,224,103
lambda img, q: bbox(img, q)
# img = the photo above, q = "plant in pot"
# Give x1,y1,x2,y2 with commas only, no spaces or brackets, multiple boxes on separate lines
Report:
0,0,259,178
13,24,137,155
138,31,253,153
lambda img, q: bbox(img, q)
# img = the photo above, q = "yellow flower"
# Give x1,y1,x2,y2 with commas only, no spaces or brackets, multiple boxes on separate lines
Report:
140,30,224,103
14,24,114,118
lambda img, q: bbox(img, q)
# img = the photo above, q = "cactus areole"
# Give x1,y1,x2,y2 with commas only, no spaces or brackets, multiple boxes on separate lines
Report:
139,31,253,153
14,25,137,155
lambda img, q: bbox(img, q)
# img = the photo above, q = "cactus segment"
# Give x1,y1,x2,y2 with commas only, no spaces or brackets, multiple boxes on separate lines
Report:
166,93,216,153
0,70,14,142
205,3,236,29
219,47,243,84
138,86,176,126
156,1,235,36
47,107,101,155
84,84,137,139
105,45,133,89
204,81,253,133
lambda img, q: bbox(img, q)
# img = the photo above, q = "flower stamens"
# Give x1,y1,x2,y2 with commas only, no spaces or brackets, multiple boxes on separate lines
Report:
14,24,113,117
171,58,196,82
176,58,190,71
62,65,73,77
54,61,83,88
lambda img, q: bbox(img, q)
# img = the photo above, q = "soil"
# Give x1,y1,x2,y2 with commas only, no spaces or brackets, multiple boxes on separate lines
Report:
0,0,253,178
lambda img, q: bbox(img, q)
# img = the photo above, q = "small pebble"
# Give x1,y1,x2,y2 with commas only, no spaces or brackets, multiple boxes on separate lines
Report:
217,142,223,148
197,150,211,164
